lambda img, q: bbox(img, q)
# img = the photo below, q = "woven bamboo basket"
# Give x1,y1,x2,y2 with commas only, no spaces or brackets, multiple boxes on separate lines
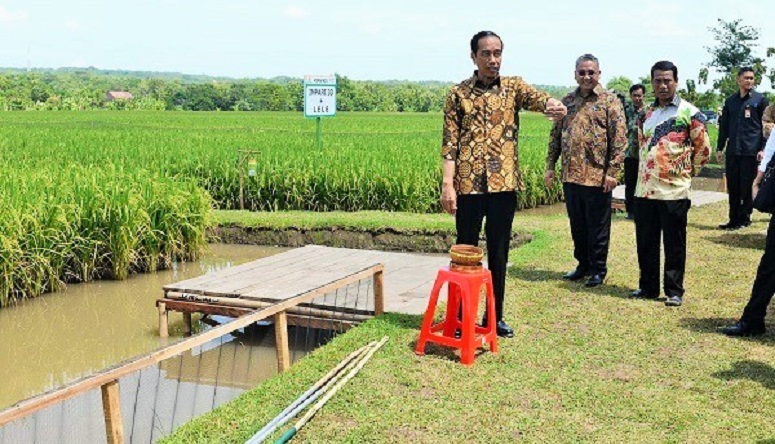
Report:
449,244,484,266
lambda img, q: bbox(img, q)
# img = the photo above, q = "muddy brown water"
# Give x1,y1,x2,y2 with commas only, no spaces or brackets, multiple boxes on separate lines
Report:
0,244,289,411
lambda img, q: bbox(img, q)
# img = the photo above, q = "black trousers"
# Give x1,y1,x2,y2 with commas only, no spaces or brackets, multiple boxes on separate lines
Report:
634,198,690,297
726,155,758,225
456,192,517,322
563,183,612,275
741,215,775,325
624,157,639,215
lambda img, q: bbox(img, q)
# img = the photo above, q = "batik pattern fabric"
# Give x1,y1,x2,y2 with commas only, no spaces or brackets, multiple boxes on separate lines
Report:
635,96,711,200
442,73,551,194
546,84,627,187
625,102,645,159
763,104,775,140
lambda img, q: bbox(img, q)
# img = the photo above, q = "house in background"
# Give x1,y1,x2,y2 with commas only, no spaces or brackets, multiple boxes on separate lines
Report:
106,91,133,101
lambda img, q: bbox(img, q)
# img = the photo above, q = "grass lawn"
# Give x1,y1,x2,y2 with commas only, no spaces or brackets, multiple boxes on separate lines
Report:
163,202,775,443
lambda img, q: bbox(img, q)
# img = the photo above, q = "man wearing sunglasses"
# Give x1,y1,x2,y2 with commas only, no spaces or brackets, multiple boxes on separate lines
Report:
442,30,567,338
545,54,627,288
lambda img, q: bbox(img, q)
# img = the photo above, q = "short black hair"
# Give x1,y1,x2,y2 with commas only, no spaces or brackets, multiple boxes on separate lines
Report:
629,84,645,94
470,31,502,54
738,67,755,76
651,60,678,80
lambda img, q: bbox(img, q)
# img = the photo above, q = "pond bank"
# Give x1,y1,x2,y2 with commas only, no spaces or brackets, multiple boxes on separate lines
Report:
209,209,536,252
208,225,530,252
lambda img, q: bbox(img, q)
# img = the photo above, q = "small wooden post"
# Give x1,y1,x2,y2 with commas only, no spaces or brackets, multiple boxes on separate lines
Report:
101,380,124,444
158,302,169,338
239,158,245,210
182,312,193,337
274,311,290,372
373,270,384,316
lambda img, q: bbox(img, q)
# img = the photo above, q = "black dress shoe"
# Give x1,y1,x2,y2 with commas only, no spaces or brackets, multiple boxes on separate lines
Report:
562,268,589,281
741,220,752,228
718,222,741,230
721,320,765,337
630,289,658,299
496,320,514,338
584,273,606,287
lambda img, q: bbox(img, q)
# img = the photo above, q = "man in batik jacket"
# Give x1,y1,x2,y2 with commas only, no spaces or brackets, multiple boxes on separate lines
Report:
545,54,627,289
442,30,567,337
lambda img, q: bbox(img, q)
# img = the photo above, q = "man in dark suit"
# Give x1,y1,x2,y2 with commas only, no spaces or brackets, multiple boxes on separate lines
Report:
717,67,769,230
722,133,775,336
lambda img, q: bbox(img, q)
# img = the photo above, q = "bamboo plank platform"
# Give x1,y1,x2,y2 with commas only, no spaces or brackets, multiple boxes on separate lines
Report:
612,184,727,208
159,245,450,337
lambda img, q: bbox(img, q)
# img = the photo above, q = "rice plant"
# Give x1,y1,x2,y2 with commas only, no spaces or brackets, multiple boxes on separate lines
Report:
0,110,560,303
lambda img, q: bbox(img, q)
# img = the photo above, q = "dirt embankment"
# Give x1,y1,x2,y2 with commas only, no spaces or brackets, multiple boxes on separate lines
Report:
208,226,531,253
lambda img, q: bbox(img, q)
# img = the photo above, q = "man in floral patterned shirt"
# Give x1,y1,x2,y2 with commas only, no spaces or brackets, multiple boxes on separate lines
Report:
442,30,567,338
630,61,711,307
545,54,627,289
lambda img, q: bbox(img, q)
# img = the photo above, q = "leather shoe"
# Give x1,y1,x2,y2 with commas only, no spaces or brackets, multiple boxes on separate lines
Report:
496,320,514,338
562,268,589,281
584,273,606,287
741,220,752,228
664,295,683,307
718,222,741,230
721,320,765,337
630,289,658,299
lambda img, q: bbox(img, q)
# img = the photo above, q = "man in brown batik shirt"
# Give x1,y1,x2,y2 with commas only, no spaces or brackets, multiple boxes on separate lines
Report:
764,103,774,140
545,54,627,288
442,30,567,338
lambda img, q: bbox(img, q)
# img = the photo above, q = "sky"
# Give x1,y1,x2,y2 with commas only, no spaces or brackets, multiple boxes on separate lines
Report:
0,0,772,91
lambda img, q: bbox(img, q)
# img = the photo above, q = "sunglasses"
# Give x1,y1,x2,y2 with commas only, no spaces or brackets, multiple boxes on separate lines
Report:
576,69,597,76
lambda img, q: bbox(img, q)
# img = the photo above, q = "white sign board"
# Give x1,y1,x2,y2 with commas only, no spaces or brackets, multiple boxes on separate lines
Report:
304,74,336,118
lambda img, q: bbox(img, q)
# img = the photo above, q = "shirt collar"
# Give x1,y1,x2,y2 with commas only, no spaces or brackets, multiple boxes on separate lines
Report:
471,71,501,89
571,83,605,99
739,89,757,99
652,95,681,108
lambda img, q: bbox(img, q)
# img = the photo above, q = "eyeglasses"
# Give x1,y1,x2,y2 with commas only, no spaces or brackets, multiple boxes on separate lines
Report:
577,70,597,76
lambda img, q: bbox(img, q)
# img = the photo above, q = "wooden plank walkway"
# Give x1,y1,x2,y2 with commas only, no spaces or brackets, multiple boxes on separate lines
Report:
164,245,449,316
612,185,727,207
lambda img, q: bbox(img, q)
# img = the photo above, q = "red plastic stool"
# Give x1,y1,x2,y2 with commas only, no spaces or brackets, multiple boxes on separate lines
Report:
415,266,498,366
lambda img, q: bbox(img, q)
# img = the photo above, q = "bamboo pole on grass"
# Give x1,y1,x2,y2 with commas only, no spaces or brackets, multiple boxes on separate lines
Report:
273,336,389,444
246,342,376,444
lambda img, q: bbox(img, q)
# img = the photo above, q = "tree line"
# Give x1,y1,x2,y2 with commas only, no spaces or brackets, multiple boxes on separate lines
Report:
0,68,575,112
606,19,775,110
6,18,767,113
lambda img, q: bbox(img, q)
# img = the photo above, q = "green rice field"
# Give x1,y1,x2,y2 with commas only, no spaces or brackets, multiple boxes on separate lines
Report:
0,111,715,303
0,111,562,212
